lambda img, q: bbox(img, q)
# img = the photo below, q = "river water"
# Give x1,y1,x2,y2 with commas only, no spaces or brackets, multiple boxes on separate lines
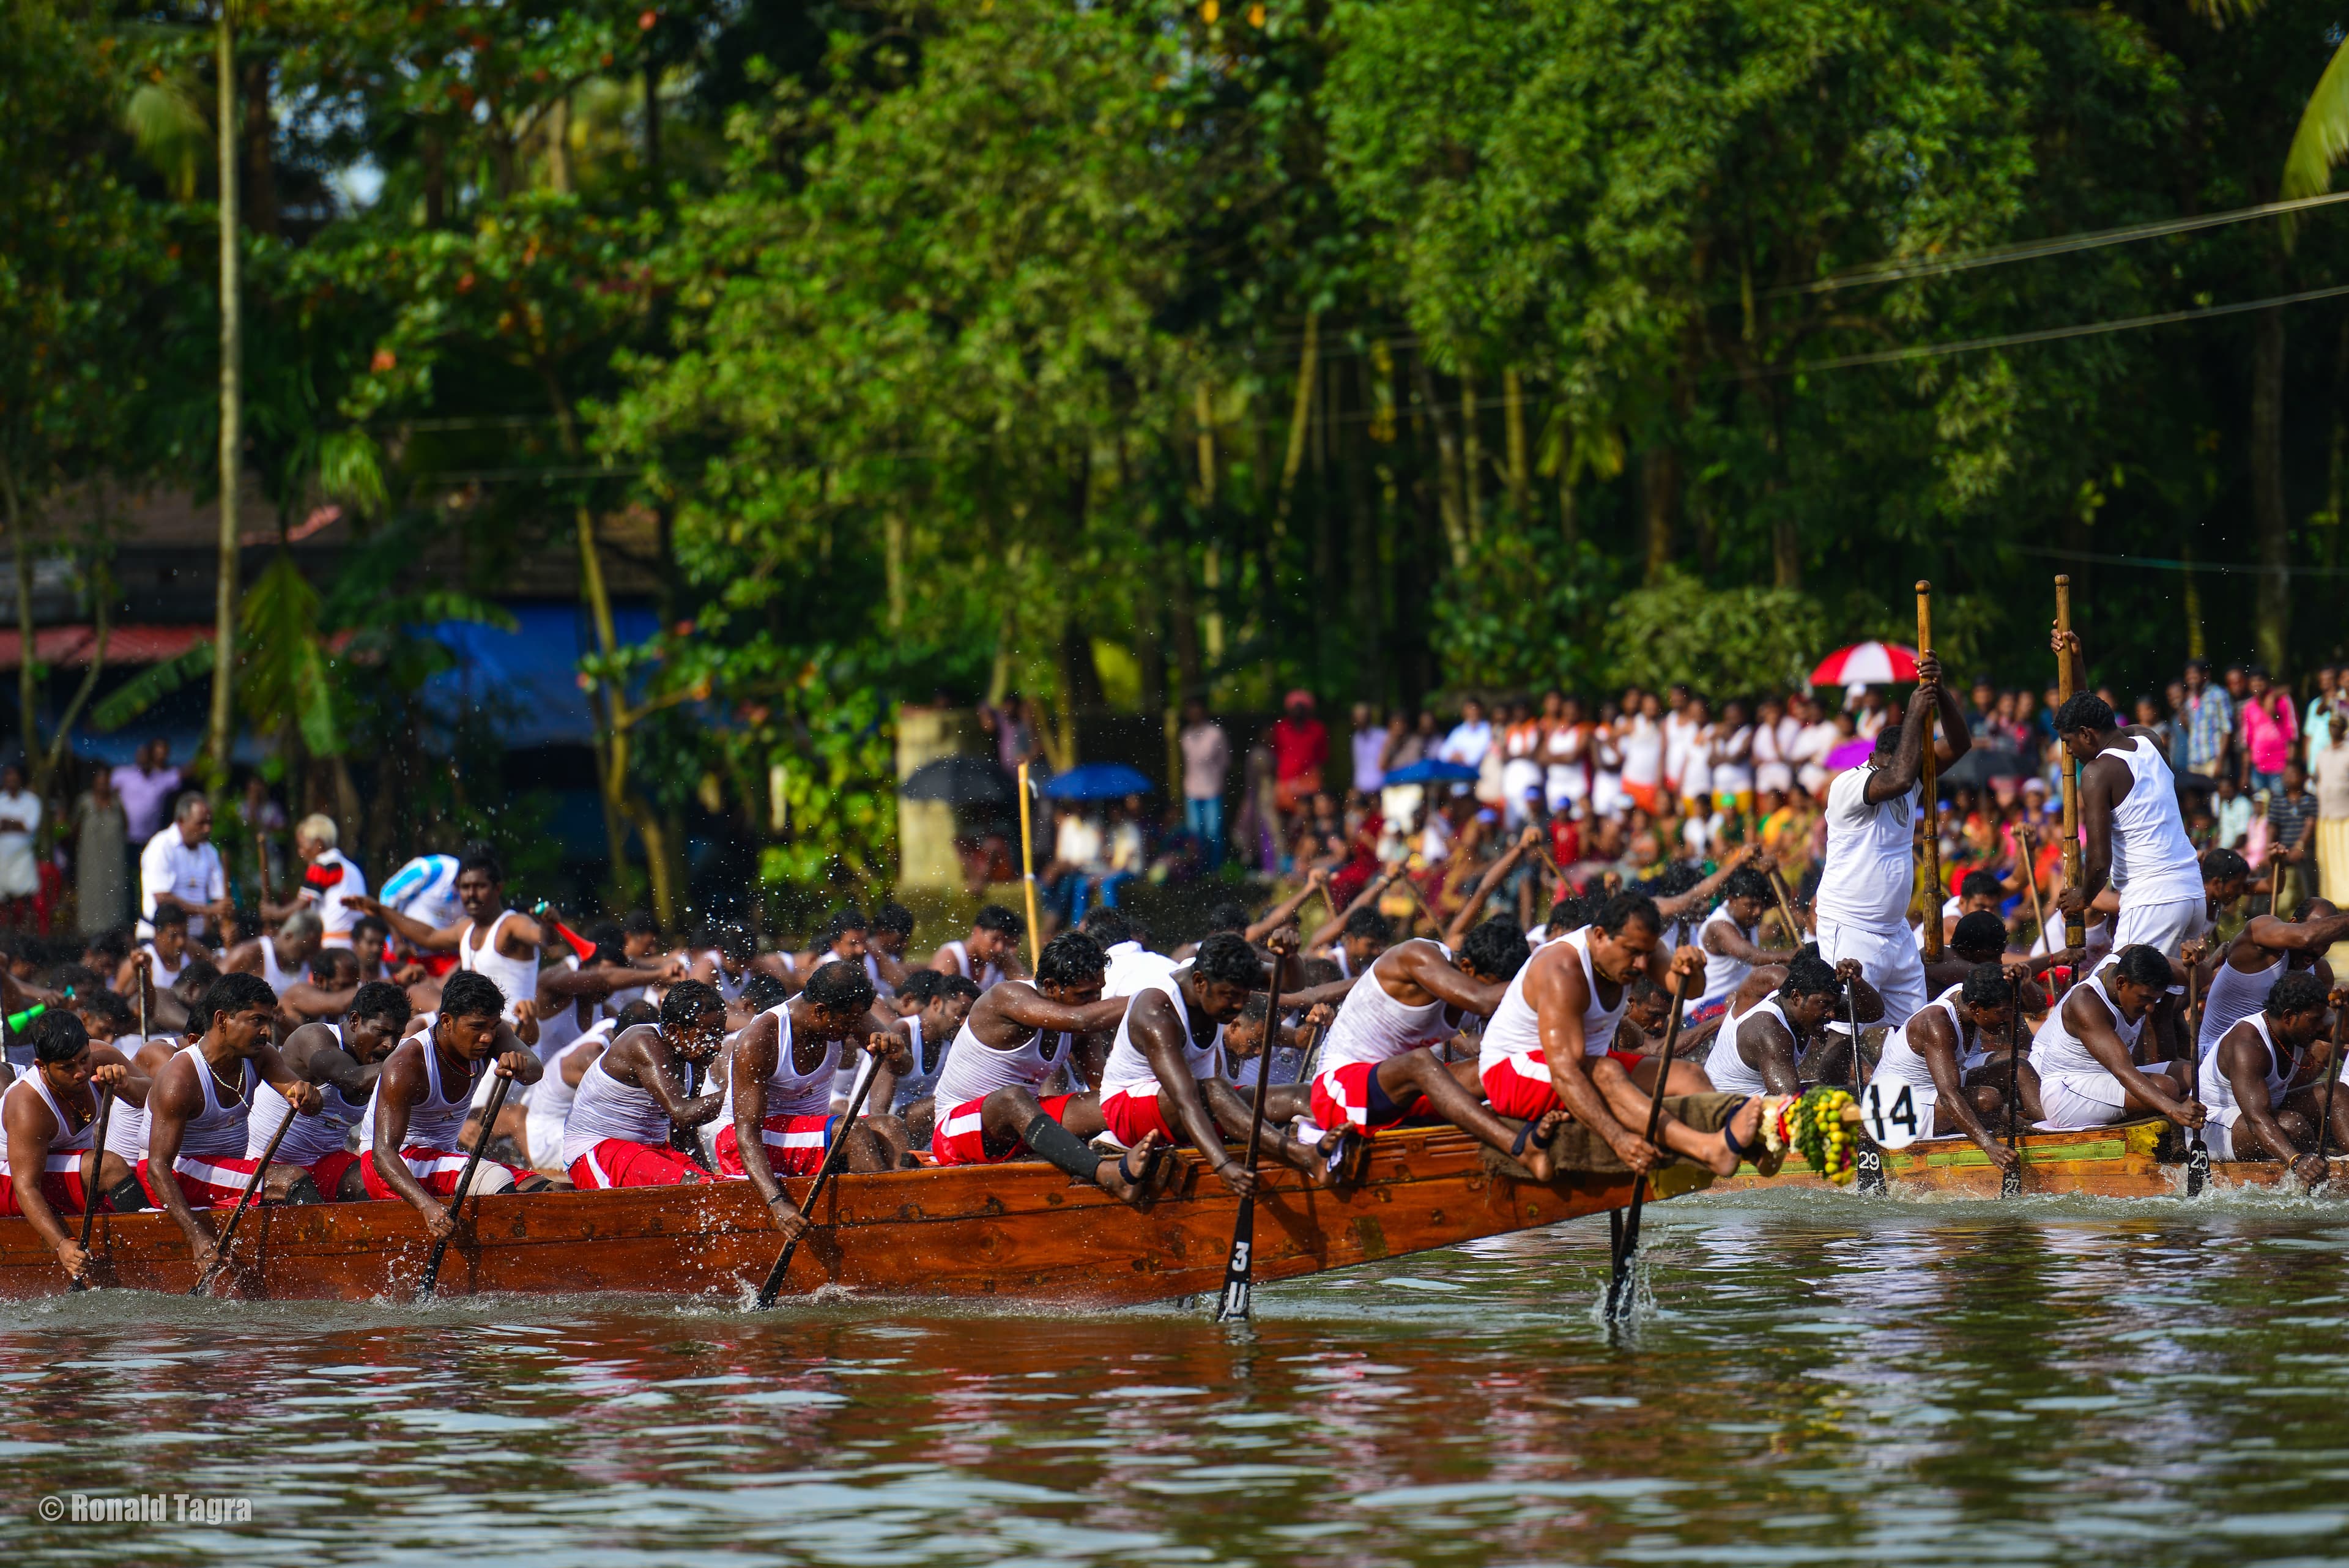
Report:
7,1187,2348,1567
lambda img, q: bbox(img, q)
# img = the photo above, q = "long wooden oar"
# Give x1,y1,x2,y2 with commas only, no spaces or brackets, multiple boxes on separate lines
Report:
1605,968,1687,1321
2183,962,2210,1196
2314,1003,2346,1188
1215,949,1288,1323
69,1088,114,1294
2003,985,2024,1198
2016,824,2052,967
417,1068,514,1300
1849,965,1886,1194
2055,574,2087,951
190,1094,296,1298
1394,871,1442,939
754,1044,883,1309
1766,868,1805,949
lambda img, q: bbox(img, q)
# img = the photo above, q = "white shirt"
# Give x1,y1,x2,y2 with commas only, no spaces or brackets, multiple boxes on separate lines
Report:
1055,813,1104,870
1438,721,1494,768
297,847,368,945
139,823,225,938
1814,767,1918,929
0,789,40,898
1619,716,1664,787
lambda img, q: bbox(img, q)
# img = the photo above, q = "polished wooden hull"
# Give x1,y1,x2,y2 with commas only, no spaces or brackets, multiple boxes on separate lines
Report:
0,1129,1718,1304
1708,1120,2349,1198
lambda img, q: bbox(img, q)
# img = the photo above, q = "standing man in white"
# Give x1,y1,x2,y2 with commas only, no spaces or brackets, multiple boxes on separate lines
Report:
1813,655,1970,1029
2052,630,2209,959
263,816,368,951
139,792,230,943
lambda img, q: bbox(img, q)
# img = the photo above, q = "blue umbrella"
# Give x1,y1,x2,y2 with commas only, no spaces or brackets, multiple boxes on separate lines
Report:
1381,757,1482,785
1042,762,1154,801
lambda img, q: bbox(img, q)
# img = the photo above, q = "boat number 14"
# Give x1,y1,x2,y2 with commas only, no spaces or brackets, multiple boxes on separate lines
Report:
1857,1080,1938,1150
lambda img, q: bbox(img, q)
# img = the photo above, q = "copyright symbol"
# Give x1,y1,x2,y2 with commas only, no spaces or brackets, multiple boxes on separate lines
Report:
37,1496,62,1522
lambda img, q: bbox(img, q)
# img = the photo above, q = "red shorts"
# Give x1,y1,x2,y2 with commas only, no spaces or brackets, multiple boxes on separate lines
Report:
714,1115,834,1180
306,1148,363,1200
1310,1061,1429,1134
1482,1050,1641,1121
932,1093,1076,1167
138,1153,264,1210
0,1156,89,1216
568,1137,705,1190
1099,1086,1174,1148
362,1145,524,1200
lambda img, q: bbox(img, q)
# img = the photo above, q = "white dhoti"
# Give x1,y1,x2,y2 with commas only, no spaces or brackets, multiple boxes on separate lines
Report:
2036,1069,2132,1129
2112,896,2208,963
1814,915,1928,1028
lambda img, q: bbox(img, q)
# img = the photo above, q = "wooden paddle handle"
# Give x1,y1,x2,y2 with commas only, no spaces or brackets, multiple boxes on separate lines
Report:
1916,581,1942,964
2055,575,2085,948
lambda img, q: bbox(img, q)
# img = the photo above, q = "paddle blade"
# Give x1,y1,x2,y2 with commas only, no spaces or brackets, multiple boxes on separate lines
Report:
1213,1194,1258,1321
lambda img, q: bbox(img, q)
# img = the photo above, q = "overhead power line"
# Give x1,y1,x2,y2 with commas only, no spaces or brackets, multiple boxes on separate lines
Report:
1771,281,2349,375
1776,190,2349,297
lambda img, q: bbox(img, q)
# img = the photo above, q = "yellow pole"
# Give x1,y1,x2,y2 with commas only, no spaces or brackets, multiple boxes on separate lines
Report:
1917,581,1943,964
2055,575,2085,948
1017,762,1043,971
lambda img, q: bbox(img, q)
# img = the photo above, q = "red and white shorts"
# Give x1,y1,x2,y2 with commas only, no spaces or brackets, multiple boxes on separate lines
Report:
1,1153,90,1216
568,1137,705,1189
932,1093,1075,1167
138,1153,265,1210
1098,1085,1175,1148
1481,1049,1641,1121
1310,1061,1428,1134
714,1114,834,1180
362,1145,522,1200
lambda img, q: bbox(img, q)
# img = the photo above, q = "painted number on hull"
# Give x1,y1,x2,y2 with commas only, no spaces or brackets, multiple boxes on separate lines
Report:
1858,1080,1937,1150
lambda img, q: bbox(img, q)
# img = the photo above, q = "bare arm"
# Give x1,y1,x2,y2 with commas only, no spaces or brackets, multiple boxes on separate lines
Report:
141,1060,217,1260
1305,871,1393,954
1741,1013,1805,1096
1703,919,1779,967
347,896,464,953
1390,941,1510,1016
1130,989,1244,1190
996,987,1132,1037
1245,869,1330,946
1910,1009,2014,1168
2216,1025,2315,1173
2251,910,2349,954
1654,845,1761,922
1532,953,1649,1168
2067,988,2195,1124
1444,829,1539,947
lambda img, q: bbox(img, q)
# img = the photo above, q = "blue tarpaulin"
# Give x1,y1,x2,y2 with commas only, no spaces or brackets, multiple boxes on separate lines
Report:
423,602,659,748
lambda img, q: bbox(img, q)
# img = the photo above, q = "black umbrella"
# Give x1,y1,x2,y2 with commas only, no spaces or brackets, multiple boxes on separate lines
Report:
901,755,1015,806
1938,746,2032,788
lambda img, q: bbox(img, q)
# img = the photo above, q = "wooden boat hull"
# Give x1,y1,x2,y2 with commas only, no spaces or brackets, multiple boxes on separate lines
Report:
1708,1120,2349,1198
0,1129,1718,1305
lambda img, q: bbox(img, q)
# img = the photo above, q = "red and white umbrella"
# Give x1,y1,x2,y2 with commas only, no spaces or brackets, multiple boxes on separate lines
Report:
1810,641,1918,687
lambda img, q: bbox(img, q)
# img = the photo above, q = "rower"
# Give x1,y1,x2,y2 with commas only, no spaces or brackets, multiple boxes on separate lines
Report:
1929,911,2076,1005
2200,970,2336,1176
350,844,549,1024
1871,962,2027,1172
1813,653,1969,1028
278,948,365,1023
932,905,1022,990
247,981,412,1202
533,1000,656,1177
2027,945,2203,1131
1097,933,1329,1193
527,924,680,1168
2,1012,148,1282
97,957,215,1207
115,904,191,999
223,908,323,1004
2051,644,2209,960
717,963,907,1236
867,902,914,999
141,974,325,1273
366,972,551,1242
794,907,870,989
1312,919,1560,1180
836,969,977,1143
1479,894,1762,1178
1704,954,1883,1097
1691,866,1780,1022
927,929,1165,1203
682,922,754,1009
563,979,729,1189
2194,897,2349,1053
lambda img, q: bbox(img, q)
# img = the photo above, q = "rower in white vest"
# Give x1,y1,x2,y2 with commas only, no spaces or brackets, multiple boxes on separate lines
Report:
1691,866,1780,1021
2197,968,2345,1170
2028,947,2203,1131
350,845,549,1024
1871,964,2025,1169
245,981,412,1201
1702,954,1877,1098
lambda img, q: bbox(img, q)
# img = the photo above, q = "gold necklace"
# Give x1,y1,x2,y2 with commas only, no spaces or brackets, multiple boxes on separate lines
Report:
204,1051,245,1104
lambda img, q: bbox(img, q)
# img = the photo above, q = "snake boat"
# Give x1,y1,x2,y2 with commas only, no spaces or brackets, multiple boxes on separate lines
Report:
1709,1118,2349,1197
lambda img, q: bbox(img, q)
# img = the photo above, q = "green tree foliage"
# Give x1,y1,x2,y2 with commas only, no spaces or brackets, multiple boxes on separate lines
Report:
1603,568,1826,697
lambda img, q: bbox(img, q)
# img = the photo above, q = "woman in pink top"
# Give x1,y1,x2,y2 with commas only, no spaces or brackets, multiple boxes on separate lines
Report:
2241,671,2297,793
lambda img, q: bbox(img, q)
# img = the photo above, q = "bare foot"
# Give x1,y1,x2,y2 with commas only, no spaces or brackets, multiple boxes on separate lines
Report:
1701,1096,1767,1176
1269,1123,1336,1189
1518,1109,1568,1182
1096,1131,1169,1208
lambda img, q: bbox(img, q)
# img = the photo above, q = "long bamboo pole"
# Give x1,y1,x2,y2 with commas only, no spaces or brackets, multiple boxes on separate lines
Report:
2056,576,2085,949
1917,582,1943,965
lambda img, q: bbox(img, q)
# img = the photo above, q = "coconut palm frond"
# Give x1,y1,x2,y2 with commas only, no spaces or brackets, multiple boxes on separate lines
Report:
125,76,210,201
2282,39,2349,252
317,429,388,516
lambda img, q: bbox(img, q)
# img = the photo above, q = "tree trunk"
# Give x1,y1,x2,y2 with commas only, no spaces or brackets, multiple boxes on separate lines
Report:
241,54,277,237
1414,357,1469,570
2251,307,2291,677
1772,518,1801,589
1460,369,1482,543
882,509,906,630
1504,369,1529,520
4,462,36,800
207,11,242,789
1348,360,1383,704
643,56,662,174
422,132,447,228
1641,445,1677,585
547,95,573,194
